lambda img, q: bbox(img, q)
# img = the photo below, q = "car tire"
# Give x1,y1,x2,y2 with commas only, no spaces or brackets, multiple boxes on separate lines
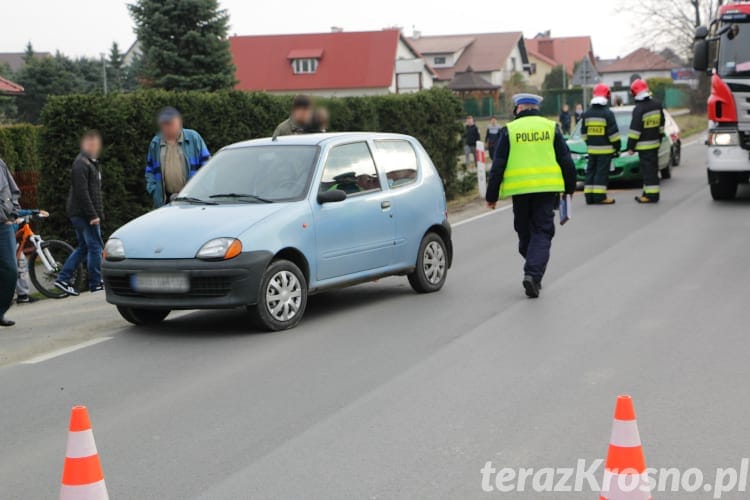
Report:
671,143,681,166
249,259,307,332
408,232,448,294
660,164,672,180
117,306,170,326
711,179,738,201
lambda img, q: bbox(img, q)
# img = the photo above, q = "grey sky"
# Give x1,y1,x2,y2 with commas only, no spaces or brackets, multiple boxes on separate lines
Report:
3,0,638,59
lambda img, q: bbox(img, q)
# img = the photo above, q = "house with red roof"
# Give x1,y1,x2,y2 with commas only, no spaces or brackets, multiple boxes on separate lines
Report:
0,76,24,95
598,48,679,88
229,29,434,96
525,34,596,87
409,32,529,88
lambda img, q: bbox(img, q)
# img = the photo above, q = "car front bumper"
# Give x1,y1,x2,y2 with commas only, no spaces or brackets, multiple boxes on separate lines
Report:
102,251,273,310
574,155,642,182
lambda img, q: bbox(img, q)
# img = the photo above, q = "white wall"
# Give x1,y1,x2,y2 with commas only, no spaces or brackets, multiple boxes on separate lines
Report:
600,70,673,88
392,39,434,93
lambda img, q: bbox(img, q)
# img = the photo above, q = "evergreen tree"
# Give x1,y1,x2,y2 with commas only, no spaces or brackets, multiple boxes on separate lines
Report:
23,42,35,63
108,42,125,92
128,0,236,91
542,65,567,91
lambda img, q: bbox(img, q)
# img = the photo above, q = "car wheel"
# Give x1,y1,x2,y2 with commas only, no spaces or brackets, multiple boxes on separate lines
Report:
660,164,672,180
711,179,738,201
671,143,681,166
117,306,170,326
408,232,448,294
249,259,307,331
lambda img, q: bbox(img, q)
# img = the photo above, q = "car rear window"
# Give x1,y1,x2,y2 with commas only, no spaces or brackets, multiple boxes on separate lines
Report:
373,140,419,188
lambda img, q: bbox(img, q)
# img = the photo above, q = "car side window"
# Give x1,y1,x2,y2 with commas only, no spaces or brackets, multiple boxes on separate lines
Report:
319,142,381,195
373,140,419,189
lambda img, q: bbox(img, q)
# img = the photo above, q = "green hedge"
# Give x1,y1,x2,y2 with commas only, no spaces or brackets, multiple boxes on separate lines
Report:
0,124,41,172
39,88,463,241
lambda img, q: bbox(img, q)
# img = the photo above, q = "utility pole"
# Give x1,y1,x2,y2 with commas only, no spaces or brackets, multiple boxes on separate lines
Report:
100,53,108,95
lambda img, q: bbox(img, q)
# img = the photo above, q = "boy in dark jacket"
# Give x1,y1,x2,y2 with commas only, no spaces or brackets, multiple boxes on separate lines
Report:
55,130,104,296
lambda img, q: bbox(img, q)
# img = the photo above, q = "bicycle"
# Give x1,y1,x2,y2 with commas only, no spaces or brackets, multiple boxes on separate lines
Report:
15,214,83,299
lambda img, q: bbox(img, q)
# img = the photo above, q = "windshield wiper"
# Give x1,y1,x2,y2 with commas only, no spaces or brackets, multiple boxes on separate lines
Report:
172,196,218,205
209,193,274,203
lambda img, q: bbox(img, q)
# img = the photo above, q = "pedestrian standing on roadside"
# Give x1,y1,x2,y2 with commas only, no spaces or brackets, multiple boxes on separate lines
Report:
485,117,502,156
0,157,21,327
574,103,584,126
485,94,577,299
273,95,314,139
146,107,211,208
54,130,105,296
559,104,572,135
464,115,481,166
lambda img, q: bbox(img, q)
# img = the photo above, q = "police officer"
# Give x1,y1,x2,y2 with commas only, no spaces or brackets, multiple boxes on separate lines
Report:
486,94,577,298
627,79,665,203
582,83,620,205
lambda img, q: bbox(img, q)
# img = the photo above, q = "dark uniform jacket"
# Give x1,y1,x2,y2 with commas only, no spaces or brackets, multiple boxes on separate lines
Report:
0,159,21,224
486,109,578,203
581,104,621,155
66,153,103,221
627,98,665,152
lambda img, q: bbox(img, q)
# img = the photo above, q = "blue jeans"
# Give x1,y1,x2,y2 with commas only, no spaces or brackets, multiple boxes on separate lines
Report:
58,216,102,290
0,223,17,318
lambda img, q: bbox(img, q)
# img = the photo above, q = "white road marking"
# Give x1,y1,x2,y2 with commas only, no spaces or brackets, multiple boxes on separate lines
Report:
453,204,513,227
21,337,113,365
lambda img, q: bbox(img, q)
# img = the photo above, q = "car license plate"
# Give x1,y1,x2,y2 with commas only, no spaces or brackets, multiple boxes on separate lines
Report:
132,273,190,293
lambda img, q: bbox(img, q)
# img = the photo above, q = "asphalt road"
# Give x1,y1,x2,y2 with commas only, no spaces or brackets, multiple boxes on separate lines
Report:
2,141,750,499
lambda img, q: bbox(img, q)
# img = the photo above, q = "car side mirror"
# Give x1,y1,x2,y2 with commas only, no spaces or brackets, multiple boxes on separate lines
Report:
317,189,347,204
693,39,709,72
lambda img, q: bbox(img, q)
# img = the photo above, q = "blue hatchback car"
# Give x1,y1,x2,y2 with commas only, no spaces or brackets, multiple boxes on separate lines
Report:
102,133,453,331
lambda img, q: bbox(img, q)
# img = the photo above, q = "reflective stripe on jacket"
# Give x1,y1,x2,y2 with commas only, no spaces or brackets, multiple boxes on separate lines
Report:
500,116,565,198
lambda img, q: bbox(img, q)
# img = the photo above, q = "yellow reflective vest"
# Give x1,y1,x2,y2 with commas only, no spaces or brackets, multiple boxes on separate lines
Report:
500,116,565,199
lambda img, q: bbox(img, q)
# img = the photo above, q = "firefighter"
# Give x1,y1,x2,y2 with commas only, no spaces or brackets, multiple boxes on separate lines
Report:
486,94,577,299
582,83,620,205
627,79,665,203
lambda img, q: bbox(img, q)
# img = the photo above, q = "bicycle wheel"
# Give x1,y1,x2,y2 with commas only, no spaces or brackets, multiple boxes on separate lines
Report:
28,240,82,299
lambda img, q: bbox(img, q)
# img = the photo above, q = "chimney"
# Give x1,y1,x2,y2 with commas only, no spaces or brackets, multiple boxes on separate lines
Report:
331,26,343,33
413,29,421,40
538,39,555,61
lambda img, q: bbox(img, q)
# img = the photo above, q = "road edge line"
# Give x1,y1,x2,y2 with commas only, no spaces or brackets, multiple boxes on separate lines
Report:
453,204,512,227
20,337,114,365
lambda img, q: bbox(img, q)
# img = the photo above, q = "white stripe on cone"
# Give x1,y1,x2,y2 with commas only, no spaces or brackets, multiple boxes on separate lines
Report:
64,430,98,459
60,480,109,500
609,420,642,448
601,471,651,500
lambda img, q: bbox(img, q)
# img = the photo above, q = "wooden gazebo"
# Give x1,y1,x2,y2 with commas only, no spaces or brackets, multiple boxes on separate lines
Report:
447,66,500,117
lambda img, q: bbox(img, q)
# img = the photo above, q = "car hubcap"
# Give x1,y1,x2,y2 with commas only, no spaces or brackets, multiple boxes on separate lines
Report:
266,270,302,322
423,241,446,285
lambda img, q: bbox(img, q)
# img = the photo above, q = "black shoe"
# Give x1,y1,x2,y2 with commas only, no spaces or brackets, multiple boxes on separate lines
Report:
523,276,540,299
54,280,79,296
90,283,104,293
0,318,15,327
16,294,38,304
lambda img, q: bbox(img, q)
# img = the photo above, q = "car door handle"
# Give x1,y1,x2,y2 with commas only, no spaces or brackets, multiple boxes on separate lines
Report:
381,201,391,210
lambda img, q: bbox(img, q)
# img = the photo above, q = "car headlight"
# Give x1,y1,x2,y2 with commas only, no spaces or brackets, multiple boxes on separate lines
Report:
196,238,243,260
708,132,738,146
104,238,126,261
570,153,582,161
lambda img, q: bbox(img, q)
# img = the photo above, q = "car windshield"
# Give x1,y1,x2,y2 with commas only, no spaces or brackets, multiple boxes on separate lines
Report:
178,145,319,203
718,23,750,77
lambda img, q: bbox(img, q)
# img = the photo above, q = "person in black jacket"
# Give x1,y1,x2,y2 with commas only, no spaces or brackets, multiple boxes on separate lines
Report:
54,130,104,296
627,79,665,203
0,158,21,327
582,84,620,205
464,116,481,166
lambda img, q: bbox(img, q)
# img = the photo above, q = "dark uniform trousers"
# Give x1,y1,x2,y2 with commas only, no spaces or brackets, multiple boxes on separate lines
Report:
584,155,612,204
512,192,557,282
639,149,660,202
0,223,17,319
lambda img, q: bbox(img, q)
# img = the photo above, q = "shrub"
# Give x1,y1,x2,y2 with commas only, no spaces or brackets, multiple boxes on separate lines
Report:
38,88,463,240
0,124,41,172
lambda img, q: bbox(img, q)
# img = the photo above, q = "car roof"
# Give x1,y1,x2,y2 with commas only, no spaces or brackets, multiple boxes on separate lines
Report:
223,132,416,151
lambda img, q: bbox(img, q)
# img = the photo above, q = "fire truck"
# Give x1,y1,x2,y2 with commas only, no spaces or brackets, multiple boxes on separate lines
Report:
694,1,750,200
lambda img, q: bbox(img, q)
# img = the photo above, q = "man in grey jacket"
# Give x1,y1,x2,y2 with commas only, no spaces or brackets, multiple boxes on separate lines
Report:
0,158,21,326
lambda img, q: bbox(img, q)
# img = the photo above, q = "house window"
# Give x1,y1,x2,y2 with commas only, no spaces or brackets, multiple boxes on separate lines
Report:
433,56,447,65
511,57,517,71
292,58,319,74
614,81,623,88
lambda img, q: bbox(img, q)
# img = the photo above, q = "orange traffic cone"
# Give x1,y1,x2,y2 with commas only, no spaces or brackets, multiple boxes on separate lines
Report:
60,406,109,500
599,395,651,499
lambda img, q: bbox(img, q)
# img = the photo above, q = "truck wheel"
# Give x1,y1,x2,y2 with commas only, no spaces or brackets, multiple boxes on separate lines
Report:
249,259,307,331
408,232,448,294
710,178,738,201
117,306,170,326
